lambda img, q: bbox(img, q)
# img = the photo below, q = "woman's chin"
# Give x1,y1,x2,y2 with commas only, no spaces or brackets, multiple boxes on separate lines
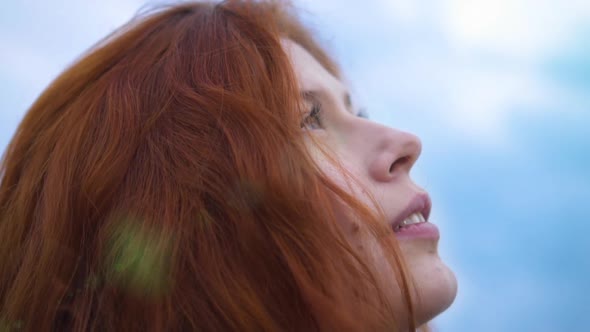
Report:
404,247,458,325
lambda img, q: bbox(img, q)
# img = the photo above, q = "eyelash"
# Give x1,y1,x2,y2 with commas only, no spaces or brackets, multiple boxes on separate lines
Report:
301,104,323,130
357,108,369,119
300,105,369,130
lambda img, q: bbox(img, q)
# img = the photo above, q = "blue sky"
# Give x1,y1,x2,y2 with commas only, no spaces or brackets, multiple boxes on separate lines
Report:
1,1,589,331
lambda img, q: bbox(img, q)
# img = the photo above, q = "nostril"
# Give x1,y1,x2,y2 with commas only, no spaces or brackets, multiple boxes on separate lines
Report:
389,156,410,174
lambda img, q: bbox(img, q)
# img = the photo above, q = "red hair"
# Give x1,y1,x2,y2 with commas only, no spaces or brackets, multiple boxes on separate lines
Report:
0,1,417,330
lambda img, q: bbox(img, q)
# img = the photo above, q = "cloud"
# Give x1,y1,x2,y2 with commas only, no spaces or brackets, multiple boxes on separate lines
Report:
0,35,61,92
376,0,422,26
0,0,142,79
440,0,590,60
348,47,559,148
0,0,141,118
315,0,590,148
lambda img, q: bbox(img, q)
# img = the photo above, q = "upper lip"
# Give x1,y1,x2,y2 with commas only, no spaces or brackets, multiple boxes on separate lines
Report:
390,192,432,230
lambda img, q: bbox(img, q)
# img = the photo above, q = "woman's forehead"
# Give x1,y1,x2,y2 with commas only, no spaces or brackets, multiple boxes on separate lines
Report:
281,38,349,101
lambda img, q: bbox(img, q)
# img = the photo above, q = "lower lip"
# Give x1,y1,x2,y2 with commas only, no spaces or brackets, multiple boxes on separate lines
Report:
393,222,440,240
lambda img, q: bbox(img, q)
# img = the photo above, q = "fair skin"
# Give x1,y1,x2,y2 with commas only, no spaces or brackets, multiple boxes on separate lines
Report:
282,39,457,329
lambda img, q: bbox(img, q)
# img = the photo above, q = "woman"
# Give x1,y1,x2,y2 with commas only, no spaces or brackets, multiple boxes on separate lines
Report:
0,1,456,331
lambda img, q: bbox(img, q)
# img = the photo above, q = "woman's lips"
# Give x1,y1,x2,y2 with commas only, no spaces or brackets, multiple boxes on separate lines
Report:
393,221,440,240
390,192,432,230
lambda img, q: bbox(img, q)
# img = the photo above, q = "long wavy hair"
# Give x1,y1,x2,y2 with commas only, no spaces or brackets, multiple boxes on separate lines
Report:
0,1,417,330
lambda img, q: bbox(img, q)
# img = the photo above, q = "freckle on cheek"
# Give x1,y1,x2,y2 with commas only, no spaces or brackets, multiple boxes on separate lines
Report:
351,222,360,234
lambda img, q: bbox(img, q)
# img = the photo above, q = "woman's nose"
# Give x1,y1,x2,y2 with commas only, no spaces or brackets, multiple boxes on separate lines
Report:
368,126,422,182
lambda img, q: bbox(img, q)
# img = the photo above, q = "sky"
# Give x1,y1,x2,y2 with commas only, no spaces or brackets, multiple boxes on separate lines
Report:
1,0,589,331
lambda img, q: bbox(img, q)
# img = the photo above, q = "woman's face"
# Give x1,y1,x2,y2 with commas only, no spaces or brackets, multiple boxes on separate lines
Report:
282,39,457,327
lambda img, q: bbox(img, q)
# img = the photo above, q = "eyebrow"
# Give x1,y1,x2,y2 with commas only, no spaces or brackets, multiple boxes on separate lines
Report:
301,90,354,114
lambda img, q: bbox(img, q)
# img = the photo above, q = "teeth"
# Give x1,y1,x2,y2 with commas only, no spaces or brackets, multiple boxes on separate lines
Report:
417,213,426,222
401,212,426,227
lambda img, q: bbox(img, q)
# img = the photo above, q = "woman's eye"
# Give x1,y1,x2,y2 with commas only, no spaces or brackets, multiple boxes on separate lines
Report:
357,108,369,119
300,104,323,130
